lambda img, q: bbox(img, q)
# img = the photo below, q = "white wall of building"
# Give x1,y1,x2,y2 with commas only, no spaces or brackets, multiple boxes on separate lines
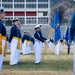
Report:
0,0,50,26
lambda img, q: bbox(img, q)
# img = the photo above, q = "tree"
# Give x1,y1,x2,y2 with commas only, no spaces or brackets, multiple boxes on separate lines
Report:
5,20,12,26
58,6,65,23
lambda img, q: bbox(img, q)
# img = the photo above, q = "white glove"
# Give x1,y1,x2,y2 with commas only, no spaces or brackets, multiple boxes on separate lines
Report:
72,41,74,45
46,39,50,43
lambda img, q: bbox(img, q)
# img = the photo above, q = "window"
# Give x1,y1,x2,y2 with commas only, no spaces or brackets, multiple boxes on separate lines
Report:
19,17,25,25
2,0,13,2
38,12,48,16
2,4,13,8
26,0,36,2
26,17,36,24
14,4,24,8
38,17,48,24
38,4,48,8
38,0,48,2
26,4,36,8
14,0,24,2
14,17,25,25
43,12,48,16
5,17,13,20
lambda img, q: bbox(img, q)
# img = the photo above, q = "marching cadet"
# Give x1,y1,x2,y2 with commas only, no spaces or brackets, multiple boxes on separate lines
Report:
27,32,35,54
16,22,21,63
22,31,27,51
26,32,31,54
9,19,19,65
22,31,30,55
34,25,47,64
0,7,6,72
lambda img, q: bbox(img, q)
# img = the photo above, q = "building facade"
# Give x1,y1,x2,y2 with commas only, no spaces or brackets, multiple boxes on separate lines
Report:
0,0,50,26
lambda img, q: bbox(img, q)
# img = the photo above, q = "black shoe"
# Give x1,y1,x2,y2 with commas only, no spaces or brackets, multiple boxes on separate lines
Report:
17,62,21,64
39,62,42,64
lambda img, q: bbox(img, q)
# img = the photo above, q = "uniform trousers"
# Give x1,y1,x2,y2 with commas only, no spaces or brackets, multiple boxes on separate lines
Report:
55,41,61,55
34,41,42,63
10,38,18,65
0,39,6,72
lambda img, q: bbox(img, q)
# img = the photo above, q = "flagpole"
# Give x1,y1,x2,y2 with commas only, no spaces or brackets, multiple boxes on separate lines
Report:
67,15,70,55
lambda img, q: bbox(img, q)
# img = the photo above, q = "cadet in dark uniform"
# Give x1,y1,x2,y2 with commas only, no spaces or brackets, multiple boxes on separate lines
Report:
22,31,30,55
26,32,35,54
9,19,19,65
22,31,29,44
34,25,46,64
0,7,6,72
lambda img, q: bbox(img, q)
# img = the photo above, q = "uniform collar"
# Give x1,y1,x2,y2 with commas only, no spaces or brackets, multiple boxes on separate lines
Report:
13,24,17,27
36,31,40,32
36,31,39,32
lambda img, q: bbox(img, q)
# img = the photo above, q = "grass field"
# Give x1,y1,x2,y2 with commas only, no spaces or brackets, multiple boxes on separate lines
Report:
0,45,74,75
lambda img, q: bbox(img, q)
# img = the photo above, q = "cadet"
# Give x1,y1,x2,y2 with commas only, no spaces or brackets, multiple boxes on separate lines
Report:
22,31,27,51
9,19,19,65
27,32,35,54
0,7,6,72
34,25,46,64
22,31,30,55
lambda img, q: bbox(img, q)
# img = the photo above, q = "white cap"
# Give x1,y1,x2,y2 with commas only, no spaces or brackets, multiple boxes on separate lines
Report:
0,6,4,13
24,30,27,33
27,31,30,33
34,25,40,29
35,24,41,28
38,24,41,27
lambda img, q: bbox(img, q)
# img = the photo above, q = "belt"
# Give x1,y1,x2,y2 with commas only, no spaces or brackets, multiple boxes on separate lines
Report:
2,36,6,40
17,38,21,49
13,37,19,40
